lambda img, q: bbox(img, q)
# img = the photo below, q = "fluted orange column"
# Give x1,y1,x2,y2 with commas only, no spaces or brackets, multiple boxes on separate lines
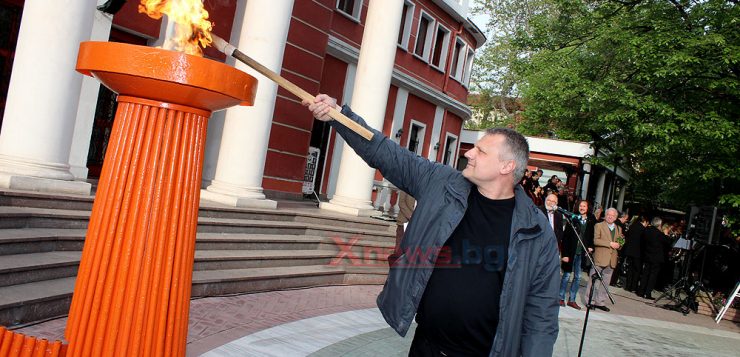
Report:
0,327,66,357
64,96,208,357
50,41,258,357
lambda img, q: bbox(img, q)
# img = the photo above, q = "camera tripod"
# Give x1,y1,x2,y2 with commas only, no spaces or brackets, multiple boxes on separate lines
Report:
654,238,710,315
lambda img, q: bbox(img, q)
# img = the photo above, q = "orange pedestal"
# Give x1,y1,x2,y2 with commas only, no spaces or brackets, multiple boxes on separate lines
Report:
56,42,256,357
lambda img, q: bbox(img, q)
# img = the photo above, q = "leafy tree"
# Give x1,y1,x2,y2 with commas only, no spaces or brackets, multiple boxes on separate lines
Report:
472,0,739,234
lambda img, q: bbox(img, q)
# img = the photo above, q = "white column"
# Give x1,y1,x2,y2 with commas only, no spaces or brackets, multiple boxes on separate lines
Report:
580,163,591,199
390,87,408,146
69,4,114,180
201,0,295,209
427,106,444,161
617,183,627,212
320,0,405,216
594,170,607,208
0,0,94,195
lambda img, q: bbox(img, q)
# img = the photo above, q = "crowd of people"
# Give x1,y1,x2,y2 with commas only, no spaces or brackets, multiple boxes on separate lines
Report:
520,170,573,209
532,183,690,311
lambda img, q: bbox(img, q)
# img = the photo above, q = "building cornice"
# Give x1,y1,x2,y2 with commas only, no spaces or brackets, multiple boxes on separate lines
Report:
326,35,472,119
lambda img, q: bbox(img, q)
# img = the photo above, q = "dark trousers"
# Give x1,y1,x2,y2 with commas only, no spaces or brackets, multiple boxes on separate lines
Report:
408,327,448,357
638,260,662,296
624,256,642,292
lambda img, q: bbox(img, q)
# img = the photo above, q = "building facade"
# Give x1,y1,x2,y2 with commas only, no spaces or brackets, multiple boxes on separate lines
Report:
0,0,484,215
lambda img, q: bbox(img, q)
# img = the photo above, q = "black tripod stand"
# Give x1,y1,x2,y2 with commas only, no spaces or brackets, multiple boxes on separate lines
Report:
561,213,615,357
654,238,710,315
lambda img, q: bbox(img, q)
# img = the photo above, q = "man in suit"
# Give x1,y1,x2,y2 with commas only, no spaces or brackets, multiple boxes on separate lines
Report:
637,217,669,299
541,193,564,251
623,216,648,293
586,208,623,311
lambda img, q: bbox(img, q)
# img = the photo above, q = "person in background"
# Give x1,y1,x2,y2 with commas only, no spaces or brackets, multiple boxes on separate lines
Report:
541,193,564,251
558,199,592,310
543,175,560,195
637,217,669,300
623,215,648,293
391,190,416,266
586,208,623,312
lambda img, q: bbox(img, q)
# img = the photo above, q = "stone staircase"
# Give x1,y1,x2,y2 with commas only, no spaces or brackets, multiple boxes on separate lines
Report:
0,189,394,327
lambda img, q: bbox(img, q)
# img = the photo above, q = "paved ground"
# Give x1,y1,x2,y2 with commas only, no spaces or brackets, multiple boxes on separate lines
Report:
14,275,740,356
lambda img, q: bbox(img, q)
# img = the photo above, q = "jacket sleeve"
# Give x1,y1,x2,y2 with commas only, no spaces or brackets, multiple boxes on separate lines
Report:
520,229,560,356
593,223,611,248
329,105,457,201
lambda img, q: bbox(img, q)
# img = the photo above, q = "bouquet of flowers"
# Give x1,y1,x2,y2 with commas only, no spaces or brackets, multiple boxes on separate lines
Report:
616,236,625,246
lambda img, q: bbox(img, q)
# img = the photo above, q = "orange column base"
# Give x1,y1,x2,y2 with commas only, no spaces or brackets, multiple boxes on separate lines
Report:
63,96,209,357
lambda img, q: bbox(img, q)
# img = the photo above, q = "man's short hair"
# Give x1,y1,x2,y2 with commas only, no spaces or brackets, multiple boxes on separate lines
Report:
651,217,663,227
485,127,529,186
606,207,618,216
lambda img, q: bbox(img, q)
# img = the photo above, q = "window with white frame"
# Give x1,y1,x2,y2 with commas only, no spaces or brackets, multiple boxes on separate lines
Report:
336,0,361,20
407,121,426,155
443,134,458,166
463,47,475,86
413,11,435,61
397,1,414,50
430,24,451,70
450,38,466,81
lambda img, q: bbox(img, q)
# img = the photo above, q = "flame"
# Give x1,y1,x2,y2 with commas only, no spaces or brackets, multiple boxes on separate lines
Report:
139,0,213,56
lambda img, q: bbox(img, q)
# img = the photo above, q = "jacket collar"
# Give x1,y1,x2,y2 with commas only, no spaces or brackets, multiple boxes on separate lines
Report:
512,185,542,238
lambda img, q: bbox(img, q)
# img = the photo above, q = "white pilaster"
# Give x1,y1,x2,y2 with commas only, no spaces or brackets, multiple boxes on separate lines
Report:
201,0,295,209
390,87,408,146
69,4,113,180
580,163,591,200
594,170,607,208
0,0,94,195
427,106,445,161
617,183,627,212
320,0,405,216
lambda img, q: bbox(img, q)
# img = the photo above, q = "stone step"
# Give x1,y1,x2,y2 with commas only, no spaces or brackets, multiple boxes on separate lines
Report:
0,228,87,255
190,265,347,296
199,204,392,233
0,189,93,211
0,277,76,327
0,189,393,234
0,207,395,242
0,251,81,287
0,248,389,287
0,265,363,326
0,230,395,256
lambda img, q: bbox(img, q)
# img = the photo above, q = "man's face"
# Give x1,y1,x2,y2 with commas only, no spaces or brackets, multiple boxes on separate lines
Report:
605,209,617,224
545,194,558,211
578,201,588,214
463,134,514,186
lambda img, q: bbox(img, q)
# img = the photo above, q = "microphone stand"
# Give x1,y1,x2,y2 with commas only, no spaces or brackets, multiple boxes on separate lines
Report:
560,212,615,357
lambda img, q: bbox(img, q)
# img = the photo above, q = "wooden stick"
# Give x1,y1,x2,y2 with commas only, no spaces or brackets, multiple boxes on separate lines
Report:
211,35,374,141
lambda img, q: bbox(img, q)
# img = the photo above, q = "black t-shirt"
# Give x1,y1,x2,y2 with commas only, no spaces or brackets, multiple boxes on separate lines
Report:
416,188,515,356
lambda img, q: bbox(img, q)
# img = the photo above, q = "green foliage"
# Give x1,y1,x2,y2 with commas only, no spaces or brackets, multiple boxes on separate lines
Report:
472,0,739,234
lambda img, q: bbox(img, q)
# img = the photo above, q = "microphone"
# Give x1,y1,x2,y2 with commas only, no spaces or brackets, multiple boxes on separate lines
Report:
555,206,580,219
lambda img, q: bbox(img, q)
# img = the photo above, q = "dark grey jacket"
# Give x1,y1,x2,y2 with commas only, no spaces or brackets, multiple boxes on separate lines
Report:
332,106,560,356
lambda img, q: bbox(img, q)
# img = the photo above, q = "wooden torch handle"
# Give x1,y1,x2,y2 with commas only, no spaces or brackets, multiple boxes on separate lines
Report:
230,49,374,141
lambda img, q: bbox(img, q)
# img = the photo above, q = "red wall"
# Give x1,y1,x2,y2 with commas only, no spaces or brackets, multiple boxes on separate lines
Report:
262,0,335,193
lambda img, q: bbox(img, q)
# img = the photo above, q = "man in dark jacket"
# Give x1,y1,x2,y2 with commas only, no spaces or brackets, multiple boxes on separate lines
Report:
623,216,648,293
304,95,560,356
558,200,592,310
638,217,669,299
541,193,564,251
